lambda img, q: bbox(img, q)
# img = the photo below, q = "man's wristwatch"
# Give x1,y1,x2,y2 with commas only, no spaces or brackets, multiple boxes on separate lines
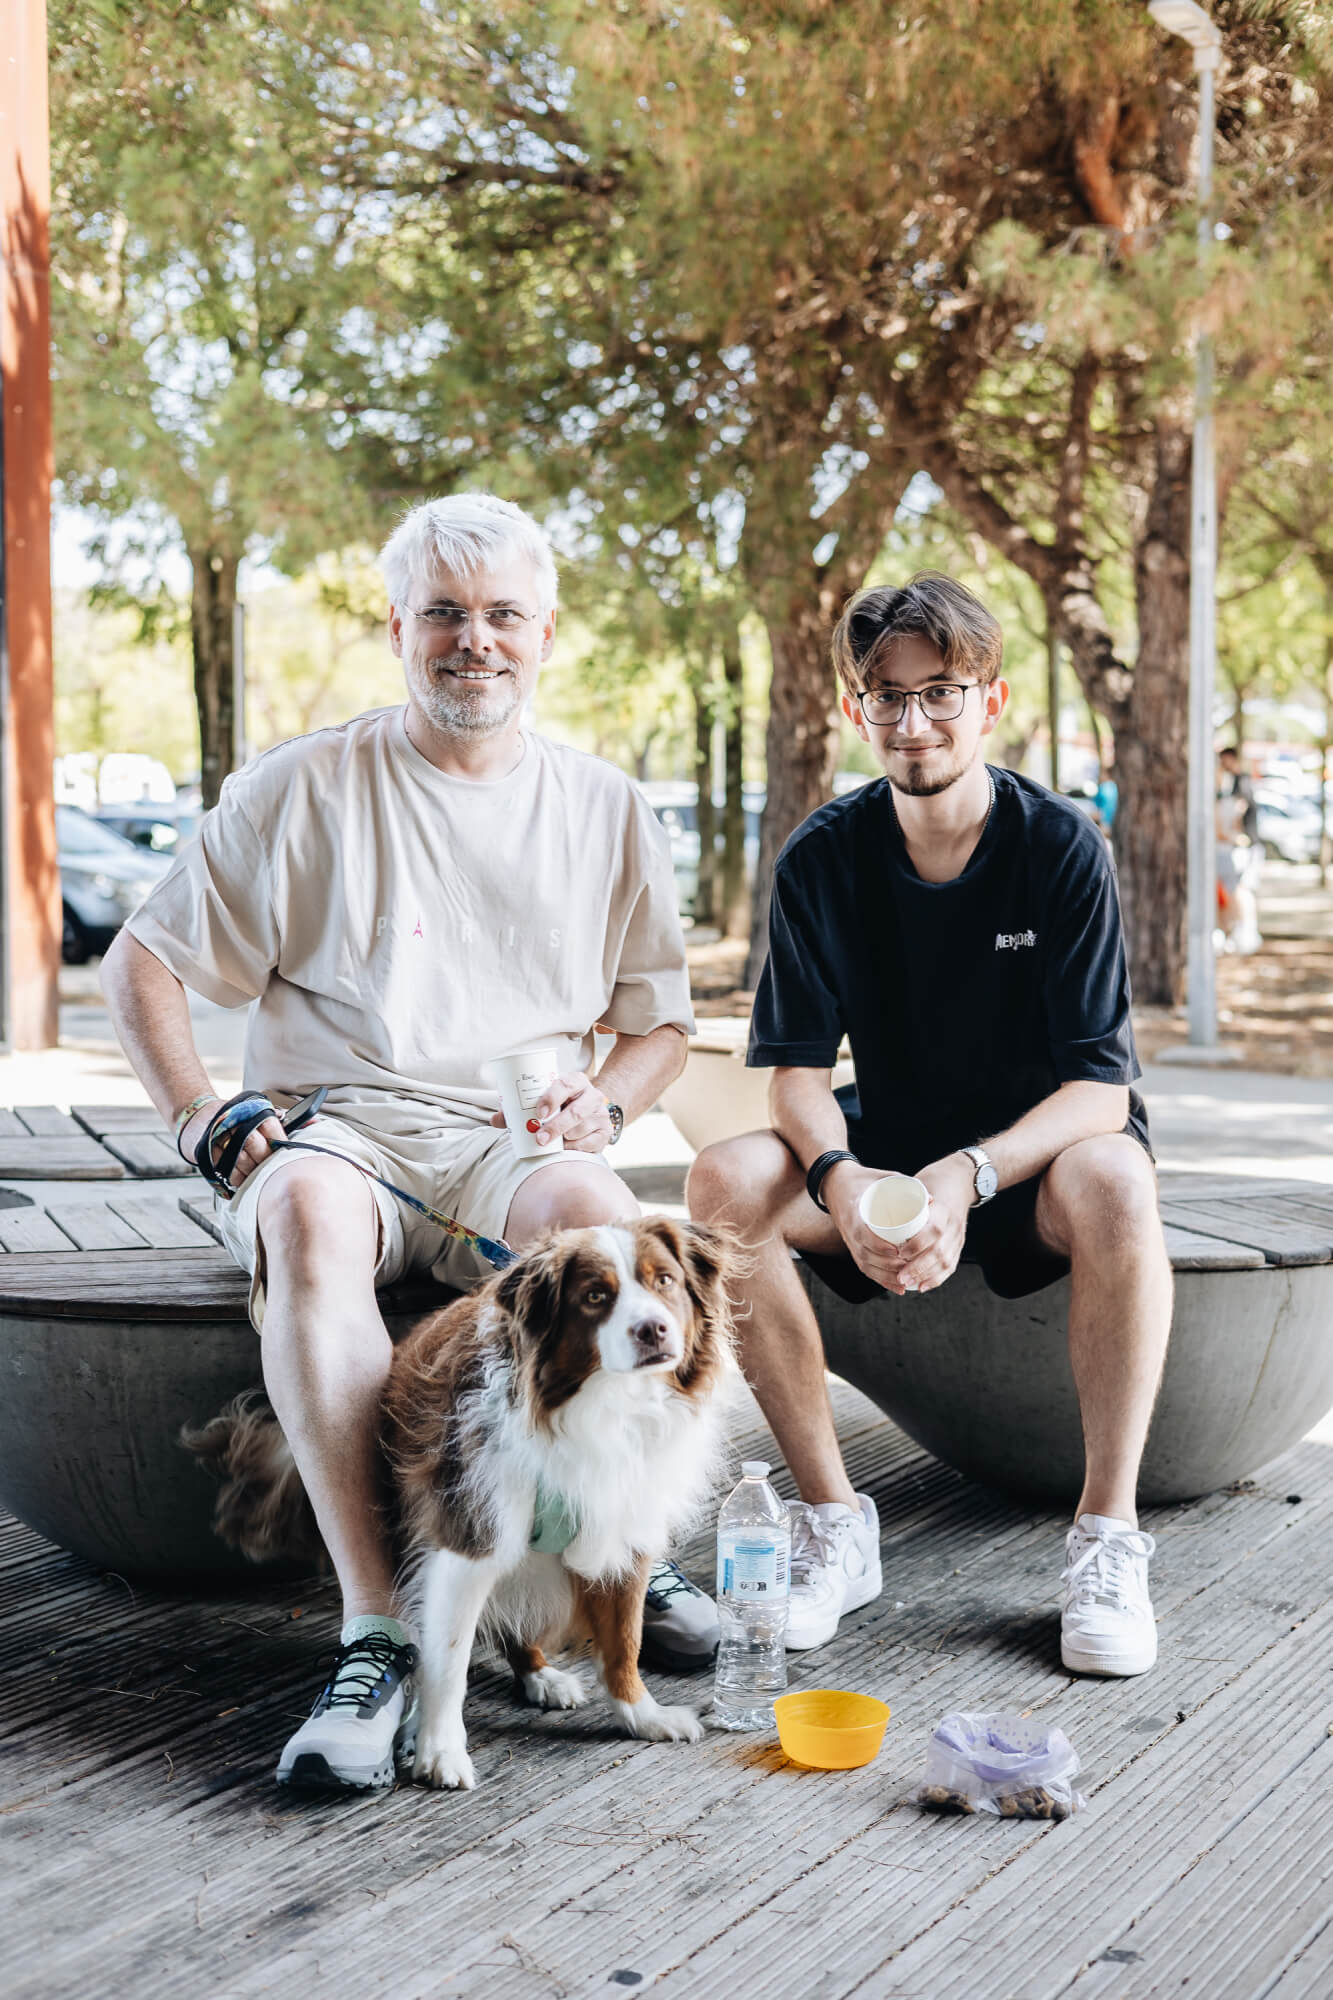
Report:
604,1101,624,1145
960,1144,998,1206
806,1148,858,1212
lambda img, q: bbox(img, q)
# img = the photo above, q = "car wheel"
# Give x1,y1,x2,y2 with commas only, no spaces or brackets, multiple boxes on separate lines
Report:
62,904,92,965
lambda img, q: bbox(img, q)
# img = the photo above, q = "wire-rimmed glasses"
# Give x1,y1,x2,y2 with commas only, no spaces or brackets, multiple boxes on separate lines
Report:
406,603,537,634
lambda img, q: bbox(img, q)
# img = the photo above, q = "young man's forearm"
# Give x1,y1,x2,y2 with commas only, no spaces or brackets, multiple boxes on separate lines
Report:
964,1079,1131,1189
770,1065,849,1168
772,1066,1126,1194
99,931,218,1128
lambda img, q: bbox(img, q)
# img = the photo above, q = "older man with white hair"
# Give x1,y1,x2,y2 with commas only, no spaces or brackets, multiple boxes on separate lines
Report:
100,493,709,1791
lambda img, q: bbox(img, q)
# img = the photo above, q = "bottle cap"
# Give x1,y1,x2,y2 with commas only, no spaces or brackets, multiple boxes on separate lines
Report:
741,1460,770,1478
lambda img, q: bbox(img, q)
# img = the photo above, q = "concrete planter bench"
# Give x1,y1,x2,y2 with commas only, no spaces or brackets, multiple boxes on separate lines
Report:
665,1047,1333,1504
4,1115,1332,1576
804,1174,1333,1504
0,1200,445,1584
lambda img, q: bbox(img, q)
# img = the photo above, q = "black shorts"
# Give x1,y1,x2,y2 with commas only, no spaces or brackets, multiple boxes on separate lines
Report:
802,1104,1155,1304
802,1170,1068,1304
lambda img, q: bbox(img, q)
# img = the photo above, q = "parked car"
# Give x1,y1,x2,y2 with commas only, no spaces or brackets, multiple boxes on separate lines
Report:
93,804,202,854
56,804,174,963
638,780,766,912
1254,793,1323,866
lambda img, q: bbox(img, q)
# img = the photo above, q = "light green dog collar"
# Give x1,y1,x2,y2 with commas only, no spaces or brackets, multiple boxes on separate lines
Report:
529,1482,580,1554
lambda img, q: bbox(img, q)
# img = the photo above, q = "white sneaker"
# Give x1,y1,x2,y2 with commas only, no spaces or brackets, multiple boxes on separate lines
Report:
277,1625,419,1789
785,1494,883,1650
1060,1515,1158,1677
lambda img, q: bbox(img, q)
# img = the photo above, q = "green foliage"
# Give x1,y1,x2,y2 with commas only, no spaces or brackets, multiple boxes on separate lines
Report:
53,593,199,776
47,0,1333,905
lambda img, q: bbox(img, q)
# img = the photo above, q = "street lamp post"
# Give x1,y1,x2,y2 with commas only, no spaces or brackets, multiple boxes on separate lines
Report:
1148,1,1223,1047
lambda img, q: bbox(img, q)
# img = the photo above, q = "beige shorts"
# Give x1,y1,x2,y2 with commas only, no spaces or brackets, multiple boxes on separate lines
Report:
214,1111,610,1331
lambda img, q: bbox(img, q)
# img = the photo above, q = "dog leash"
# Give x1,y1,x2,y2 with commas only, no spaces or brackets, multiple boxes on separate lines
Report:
193,1087,517,1271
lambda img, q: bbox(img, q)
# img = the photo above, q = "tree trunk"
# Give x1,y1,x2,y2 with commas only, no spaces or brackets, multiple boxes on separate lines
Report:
189,544,239,809
1113,420,1193,1007
745,596,842,988
1045,605,1061,794
719,622,748,938
692,680,717,927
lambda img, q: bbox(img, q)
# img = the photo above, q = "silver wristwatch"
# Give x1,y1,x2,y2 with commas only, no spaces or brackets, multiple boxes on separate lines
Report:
960,1144,998,1206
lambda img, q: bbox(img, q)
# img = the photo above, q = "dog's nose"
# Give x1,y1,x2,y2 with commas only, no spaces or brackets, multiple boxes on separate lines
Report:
631,1315,674,1361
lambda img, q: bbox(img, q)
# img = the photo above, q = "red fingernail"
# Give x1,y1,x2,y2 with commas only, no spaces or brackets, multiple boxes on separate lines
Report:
526,1119,541,1133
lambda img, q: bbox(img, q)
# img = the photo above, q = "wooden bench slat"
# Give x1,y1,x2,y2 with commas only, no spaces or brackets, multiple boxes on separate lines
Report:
1156,1174,1315,1200
106,1196,215,1250
0,1246,254,1316
0,1138,125,1180
1160,1222,1266,1271
0,1245,445,1319
0,1211,77,1253
98,1133,194,1179
69,1103,170,1138
1159,1195,1333,1266
177,1192,226,1246
13,1107,81,1137
1266,1192,1333,1230
49,1203,150,1251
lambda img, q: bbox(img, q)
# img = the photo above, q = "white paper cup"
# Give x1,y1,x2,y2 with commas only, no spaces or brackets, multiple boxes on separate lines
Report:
487,1047,564,1160
858,1175,931,1246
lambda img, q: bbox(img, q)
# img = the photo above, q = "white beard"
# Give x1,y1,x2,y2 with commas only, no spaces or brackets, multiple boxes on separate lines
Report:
411,652,522,738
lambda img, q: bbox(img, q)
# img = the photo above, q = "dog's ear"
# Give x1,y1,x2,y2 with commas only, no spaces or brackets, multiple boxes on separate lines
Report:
642,1215,740,1349
493,1231,570,1345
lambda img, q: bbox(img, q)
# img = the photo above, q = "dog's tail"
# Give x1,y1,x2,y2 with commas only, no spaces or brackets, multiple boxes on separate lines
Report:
181,1391,326,1566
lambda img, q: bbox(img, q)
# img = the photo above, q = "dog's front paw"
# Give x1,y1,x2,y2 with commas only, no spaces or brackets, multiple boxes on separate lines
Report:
522,1664,589,1711
414,1734,477,1791
616,1696,704,1745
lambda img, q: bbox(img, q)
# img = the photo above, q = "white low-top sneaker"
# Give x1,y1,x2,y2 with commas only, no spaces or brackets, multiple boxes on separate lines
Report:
277,1625,420,1789
785,1494,883,1650
1060,1515,1158,1677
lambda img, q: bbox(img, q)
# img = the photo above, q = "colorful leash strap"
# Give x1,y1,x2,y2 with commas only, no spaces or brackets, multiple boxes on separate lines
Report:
193,1087,516,1271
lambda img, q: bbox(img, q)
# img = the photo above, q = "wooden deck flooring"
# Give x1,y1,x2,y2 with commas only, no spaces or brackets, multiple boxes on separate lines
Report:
5,1379,1332,1999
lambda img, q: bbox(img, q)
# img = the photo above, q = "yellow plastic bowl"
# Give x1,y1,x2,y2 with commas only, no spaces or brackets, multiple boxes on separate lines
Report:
774,1689,891,1769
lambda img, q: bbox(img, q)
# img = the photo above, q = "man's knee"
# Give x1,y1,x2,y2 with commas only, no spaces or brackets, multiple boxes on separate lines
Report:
686,1132,794,1230
1043,1136,1161,1250
256,1159,380,1286
506,1163,638,1241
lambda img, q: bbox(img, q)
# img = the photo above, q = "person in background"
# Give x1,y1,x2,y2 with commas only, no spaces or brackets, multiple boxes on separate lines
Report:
1217,746,1262,955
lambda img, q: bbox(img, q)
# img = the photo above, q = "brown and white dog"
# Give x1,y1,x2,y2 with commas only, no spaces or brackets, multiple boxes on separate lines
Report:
188,1216,737,1790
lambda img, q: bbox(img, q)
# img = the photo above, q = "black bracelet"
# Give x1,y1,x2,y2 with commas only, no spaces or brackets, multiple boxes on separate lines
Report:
805,1148,858,1212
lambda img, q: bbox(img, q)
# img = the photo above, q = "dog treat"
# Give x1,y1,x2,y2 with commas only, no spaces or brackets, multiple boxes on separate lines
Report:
913,1711,1085,1821
918,1784,975,1814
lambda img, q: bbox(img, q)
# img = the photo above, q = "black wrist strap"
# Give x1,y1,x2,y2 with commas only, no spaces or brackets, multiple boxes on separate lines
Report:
194,1086,328,1196
806,1148,858,1212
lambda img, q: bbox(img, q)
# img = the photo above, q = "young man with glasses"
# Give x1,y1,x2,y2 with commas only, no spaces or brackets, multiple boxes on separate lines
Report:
689,572,1171,1676
100,493,716,1792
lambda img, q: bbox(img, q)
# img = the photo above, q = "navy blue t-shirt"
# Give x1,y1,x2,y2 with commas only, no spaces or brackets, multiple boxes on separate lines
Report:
748,767,1148,1172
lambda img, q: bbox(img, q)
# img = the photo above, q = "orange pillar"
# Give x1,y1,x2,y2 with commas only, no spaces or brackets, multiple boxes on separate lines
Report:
0,0,60,1048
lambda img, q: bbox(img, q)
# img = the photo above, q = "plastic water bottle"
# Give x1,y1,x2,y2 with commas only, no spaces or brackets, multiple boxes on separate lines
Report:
713,1460,790,1730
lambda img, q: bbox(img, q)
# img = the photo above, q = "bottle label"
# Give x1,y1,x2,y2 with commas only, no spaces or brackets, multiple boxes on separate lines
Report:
717,1533,789,1598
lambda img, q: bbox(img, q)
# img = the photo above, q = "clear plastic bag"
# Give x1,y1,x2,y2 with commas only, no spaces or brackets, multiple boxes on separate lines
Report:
915,1710,1086,1821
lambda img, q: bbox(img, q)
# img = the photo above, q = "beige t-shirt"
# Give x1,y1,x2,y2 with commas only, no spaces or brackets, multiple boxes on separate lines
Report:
127,709,695,1138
